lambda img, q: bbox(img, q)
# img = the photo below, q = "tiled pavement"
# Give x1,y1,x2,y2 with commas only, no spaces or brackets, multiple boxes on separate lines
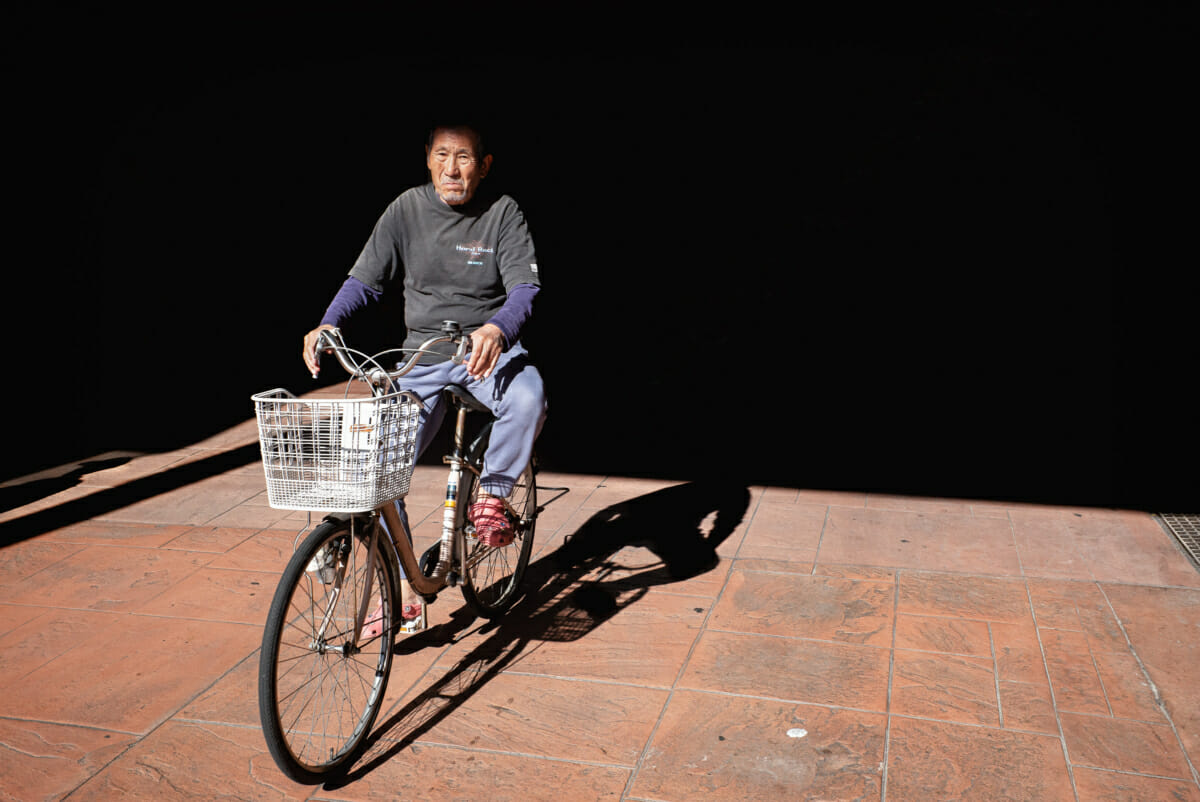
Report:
2,402,1199,800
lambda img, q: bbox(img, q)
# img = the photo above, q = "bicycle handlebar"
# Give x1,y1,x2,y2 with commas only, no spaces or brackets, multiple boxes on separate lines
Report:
314,320,472,389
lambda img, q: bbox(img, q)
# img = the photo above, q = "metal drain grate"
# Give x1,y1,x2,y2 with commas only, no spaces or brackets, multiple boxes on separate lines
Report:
1160,513,1200,569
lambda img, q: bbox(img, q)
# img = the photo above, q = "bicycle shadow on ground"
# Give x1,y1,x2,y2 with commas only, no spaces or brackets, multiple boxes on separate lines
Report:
324,479,752,789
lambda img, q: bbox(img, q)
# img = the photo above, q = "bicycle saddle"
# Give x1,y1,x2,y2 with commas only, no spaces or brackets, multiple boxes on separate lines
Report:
445,384,492,415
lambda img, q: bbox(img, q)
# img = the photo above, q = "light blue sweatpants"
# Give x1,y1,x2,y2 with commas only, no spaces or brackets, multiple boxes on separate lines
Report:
385,343,547,573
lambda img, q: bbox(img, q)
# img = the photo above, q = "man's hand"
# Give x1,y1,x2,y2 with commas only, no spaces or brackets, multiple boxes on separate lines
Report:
303,324,336,377
465,323,504,380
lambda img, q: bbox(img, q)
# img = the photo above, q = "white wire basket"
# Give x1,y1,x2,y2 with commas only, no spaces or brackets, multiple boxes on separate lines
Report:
251,388,423,512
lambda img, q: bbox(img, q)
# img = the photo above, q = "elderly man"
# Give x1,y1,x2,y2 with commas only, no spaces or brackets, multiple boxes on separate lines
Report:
303,122,546,623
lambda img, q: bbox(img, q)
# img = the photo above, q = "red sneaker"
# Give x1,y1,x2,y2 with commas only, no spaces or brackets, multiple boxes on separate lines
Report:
471,495,514,548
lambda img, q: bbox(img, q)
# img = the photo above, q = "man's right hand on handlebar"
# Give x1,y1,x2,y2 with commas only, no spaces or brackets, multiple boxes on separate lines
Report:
303,324,337,377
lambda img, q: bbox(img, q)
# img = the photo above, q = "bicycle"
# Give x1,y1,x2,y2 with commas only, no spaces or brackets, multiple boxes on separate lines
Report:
251,321,538,784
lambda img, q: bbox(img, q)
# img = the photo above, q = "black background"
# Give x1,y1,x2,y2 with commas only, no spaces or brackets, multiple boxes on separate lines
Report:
5,10,1195,511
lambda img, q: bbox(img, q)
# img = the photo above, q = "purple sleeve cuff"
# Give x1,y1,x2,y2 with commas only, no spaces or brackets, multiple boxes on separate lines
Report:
486,283,540,349
319,276,383,327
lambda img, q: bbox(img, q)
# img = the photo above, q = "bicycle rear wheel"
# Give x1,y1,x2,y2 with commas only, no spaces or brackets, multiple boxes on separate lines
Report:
258,517,394,783
460,459,537,618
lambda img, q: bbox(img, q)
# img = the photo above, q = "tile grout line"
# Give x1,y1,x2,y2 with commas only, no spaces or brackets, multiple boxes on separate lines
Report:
60,646,266,800
1078,592,1117,720
1024,578,1082,802
809,504,832,576
879,567,901,802
988,622,1005,729
1006,509,1027,581
1095,583,1200,788
618,483,768,801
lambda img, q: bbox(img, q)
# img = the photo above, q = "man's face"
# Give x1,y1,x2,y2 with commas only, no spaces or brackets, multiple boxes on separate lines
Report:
426,128,492,205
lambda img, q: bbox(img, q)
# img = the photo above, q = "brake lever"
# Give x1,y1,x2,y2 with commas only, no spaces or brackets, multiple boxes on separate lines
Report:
452,332,473,366
312,327,344,379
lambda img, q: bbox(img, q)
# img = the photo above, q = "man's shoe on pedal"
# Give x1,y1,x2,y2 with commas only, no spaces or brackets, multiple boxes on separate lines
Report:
470,496,514,547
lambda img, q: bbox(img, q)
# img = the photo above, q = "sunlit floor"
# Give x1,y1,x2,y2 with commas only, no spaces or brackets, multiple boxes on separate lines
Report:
2,407,1199,800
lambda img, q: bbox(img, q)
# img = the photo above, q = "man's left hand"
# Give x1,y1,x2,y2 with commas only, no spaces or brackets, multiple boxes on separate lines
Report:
465,324,504,380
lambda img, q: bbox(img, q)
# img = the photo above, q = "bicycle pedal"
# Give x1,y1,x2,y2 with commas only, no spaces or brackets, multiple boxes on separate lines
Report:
399,609,427,634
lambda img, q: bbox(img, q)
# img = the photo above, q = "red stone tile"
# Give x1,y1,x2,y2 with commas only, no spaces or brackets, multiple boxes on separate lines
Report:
1092,649,1165,722
1103,584,1200,759
1079,605,1135,654
189,503,292,530
94,471,263,526
631,690,886,801
1072,766,1200,801
320,741,631,801
886,716,1075,801
821,508,1024,574
1060,712,1193,778
0,602,45,638
865,494,974,516
5,545,212,613
709,570,894,647
134,567,279,624
176,652,261,727
891,650,999,726
732,556,815,574
67,721,310,801
894,614,991,656
580,476,688,509
385,669,667,766
159,524,260,553
897,572,1030,622
736,501,827,563
570,542,730,599
0,615,258,733
968,500,1017,519
1027,577,1097,629
0,540,85,589
991,620,1050,684
1039,628,1110,716
758,486,800,504
1012,508,1200,587
209,526,309,573
436,589,702,688
73,450,195,486
0,718,137,801
1000,680,1059,734
815,564,897,581
681,631,891,711
1026,579,1133,657
1083,510,1200,587
40,520,195,548
796,488,867,507
0,609,121,688
1009,509,1092,579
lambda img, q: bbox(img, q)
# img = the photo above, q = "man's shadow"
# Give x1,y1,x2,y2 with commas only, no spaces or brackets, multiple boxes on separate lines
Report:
0,457,133,515
324,479,751,788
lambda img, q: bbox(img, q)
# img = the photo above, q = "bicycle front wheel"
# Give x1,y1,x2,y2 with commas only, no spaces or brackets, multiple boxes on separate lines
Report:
460,460,537,618
258,516,394,783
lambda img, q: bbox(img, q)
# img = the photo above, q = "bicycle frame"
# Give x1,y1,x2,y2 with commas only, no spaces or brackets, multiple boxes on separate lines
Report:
259,321,541,782
350,389,493,642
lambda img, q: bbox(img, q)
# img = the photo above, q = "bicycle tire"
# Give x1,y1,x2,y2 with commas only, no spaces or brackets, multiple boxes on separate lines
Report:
258,517,394,783
459,458,537,618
